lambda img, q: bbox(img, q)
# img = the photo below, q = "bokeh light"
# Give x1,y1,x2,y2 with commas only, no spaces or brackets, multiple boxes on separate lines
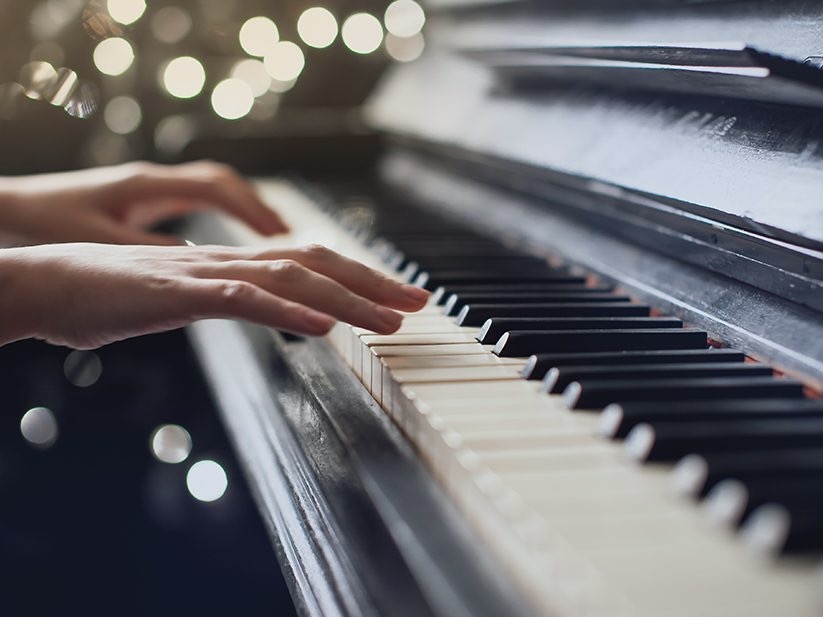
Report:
19,61,58,100
263,41,305,82
107,0,146,25
268,78,296,93
384,0,425,37
297,7,338,49
63,350,103,387
239,16,279,57
20,407,59,449
385,32,425,62
154,114,196,156
151,6,192,44
231,59,271,97
48,68,79,107
0,83,26,120
161,56,206,99
93,37,134,76
63,81,99,119
186,460,228,502
150,424,192,464
211,78,254,120
104,95,141,134
341,13,383,55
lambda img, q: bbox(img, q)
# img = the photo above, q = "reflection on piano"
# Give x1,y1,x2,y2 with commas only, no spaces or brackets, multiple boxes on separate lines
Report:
183,1,823,615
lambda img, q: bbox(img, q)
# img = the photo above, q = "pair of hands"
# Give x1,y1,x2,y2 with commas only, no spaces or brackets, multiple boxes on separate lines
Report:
0,161,428,349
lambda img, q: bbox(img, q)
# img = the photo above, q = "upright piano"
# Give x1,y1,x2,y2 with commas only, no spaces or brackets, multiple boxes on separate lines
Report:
183,1,823,615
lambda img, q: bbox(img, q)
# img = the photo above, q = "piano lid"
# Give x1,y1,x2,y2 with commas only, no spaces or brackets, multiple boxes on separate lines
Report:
366,0,823,251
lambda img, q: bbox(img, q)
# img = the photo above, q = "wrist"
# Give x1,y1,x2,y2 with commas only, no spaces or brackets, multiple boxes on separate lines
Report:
0,178,25,242
0,248,36,346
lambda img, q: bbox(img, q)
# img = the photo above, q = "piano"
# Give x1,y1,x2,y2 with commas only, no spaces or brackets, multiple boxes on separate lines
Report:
181,1,823,615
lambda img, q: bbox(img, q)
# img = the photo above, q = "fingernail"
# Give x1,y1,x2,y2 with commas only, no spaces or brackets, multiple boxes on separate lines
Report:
375,306,403,332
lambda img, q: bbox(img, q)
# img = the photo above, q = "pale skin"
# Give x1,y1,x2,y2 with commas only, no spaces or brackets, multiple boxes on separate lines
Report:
0,161,429,349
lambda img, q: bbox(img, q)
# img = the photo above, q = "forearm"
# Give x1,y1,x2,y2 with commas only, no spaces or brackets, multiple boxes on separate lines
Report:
0,178,26,245
0,249,35,346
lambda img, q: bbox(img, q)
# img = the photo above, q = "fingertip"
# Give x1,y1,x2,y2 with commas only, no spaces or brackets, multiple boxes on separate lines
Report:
399,284,431,310
258,214,290,236
374,305,403,334
304,311,337,336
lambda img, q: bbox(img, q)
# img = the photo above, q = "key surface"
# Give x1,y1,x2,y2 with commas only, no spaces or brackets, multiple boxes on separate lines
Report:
743,502,823,555
671,447,823,499
457,303,650,326
432,281,594,303
416,272,594,290
478,317,683,345
565,376,804,409
522,349,745,380
496,328,708,358
625,417,823,462
705,477,823,528
446,292,631,316
600,397,823,438
546,362,772,395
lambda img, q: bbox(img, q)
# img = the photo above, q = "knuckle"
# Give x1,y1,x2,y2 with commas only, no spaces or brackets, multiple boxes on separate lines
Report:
303,243,334,262
217,280,255,306
125,161,156,182
270,259,306,282
128,160,155,175
203,160,234,178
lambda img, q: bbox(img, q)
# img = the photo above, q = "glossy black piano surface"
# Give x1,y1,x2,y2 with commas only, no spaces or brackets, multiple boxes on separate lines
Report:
182,1,823,616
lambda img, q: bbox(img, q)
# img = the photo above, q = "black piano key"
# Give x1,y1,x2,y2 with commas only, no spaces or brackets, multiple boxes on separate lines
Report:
600,397,823,438
445,292,630,316
548,362,771,395
705,477,823,528
415,272,589,290
385,246,521,269
432,281,596,304
564,376,803,409
495,328,707,358
522,349,746,380
478,317,683,345
408,260,559,282
671,447,823,499
743,502,823,555
457,303,650,327
402,256,553,278
625,417,823,463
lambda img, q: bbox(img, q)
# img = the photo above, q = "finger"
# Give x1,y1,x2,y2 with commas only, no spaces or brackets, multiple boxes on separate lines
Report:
187,278,336,336
194,259,405,334
116,162,288,236
250,245,430,312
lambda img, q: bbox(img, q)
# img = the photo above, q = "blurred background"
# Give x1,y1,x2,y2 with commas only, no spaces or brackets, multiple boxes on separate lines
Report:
0,0,426,175
0,0,426,615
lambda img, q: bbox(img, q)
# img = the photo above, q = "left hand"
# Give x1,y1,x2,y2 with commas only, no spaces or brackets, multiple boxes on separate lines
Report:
0,160,288,246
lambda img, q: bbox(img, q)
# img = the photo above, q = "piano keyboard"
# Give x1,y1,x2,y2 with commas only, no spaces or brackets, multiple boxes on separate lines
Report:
218,180,823,617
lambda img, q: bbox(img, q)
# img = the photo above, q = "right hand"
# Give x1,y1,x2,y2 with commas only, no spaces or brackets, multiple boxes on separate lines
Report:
0,243,429,349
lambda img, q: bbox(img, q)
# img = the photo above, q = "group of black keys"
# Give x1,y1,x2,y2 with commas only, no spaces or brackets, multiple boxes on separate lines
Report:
334,193,822,558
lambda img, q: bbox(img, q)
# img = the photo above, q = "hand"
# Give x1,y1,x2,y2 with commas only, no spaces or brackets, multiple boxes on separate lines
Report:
0,243,429,349
0,160,287,246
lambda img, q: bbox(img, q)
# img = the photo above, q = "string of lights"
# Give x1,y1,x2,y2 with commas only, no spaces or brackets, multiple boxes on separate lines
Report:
0,0,427,167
